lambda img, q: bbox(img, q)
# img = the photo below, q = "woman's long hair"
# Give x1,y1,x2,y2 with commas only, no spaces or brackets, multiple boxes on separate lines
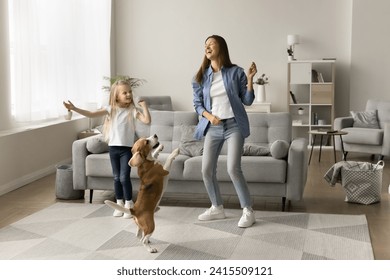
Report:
194,35,235,84
102,79,136,142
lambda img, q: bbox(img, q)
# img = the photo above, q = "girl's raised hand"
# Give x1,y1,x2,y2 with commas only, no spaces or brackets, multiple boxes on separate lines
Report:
63,100,75,111
137,99,147,108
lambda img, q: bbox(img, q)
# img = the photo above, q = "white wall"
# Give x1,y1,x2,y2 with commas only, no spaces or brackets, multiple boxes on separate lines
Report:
114,0,352,115
0,0,11,130
350,0,390,111
0,118,89,196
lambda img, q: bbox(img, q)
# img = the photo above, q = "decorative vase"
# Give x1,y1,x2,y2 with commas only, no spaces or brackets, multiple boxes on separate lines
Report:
65,110,72,120
256,85,266,103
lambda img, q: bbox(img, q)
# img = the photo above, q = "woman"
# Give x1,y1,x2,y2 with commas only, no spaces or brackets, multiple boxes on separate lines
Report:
192,35,257,228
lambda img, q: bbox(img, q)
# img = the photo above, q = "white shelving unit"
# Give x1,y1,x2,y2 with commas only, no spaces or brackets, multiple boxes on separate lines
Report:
287,59,336,144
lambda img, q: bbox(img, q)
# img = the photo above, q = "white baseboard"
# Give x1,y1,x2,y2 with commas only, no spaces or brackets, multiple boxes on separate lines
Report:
0,158,72,196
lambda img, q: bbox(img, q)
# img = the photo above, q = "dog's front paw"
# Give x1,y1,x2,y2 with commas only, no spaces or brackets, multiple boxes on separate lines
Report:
171,148,180,158
148,247,158,253
152,144,164,159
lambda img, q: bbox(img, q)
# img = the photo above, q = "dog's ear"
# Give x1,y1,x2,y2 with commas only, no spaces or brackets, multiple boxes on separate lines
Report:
129,151,144,167
142,139,152,157
131,139,143,154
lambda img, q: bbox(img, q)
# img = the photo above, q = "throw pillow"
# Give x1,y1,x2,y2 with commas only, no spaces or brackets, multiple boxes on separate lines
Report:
270,140,289,159
242,144,270,156
350,110,380,129
86,134,109,154
179,125,204,157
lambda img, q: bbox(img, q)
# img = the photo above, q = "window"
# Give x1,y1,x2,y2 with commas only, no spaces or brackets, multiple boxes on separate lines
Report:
8,0,111,122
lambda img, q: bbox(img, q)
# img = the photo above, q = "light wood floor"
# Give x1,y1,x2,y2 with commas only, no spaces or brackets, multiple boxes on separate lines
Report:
0,149,389,259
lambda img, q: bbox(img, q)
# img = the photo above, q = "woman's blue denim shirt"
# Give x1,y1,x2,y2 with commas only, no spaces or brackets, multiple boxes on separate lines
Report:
192,65,255,140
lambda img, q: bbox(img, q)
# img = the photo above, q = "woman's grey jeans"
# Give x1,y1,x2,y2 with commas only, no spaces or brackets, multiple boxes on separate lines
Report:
201,118,252,208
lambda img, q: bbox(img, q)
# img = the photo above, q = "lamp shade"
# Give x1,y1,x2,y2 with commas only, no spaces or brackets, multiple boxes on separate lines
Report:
287,34,300,46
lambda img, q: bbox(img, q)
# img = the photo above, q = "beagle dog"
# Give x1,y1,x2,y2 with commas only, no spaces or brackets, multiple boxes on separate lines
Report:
105,134,179,253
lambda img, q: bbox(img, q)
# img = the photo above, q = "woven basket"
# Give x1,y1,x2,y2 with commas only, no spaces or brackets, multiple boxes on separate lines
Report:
341,160,384,205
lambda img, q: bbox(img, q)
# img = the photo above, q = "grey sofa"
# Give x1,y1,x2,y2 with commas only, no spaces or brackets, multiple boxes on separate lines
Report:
72,109,308,211
334,99,390,160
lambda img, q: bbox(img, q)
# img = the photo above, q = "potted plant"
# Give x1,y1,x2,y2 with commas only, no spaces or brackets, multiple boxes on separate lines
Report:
254,73,269,103
102,75,146,92
254,73,269,86
287,47,294,61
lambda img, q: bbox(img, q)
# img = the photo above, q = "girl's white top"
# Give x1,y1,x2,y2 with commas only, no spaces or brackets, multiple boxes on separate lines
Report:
105,105,137,147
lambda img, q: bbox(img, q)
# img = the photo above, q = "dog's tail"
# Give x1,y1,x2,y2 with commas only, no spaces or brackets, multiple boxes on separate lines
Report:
104,200,131,215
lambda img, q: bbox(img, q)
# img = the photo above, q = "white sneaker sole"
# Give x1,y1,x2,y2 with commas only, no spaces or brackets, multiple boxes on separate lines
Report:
198,212,226,221
238,218,255,228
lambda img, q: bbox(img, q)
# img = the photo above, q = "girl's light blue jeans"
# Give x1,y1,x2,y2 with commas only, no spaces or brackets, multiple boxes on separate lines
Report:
202,118,252,208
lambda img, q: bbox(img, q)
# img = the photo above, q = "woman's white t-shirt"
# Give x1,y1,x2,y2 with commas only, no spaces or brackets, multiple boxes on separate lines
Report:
210,71,234,120
105,106,137,147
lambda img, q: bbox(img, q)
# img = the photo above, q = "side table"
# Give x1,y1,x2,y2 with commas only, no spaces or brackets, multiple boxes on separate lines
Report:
308,130,348,164
245,102,271,113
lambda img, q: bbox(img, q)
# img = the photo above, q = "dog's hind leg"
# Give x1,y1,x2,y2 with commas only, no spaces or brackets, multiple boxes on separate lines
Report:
142,234,157,253
136,226,142,240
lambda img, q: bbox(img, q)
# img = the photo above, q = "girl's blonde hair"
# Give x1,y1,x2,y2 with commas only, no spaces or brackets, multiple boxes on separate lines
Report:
102,79,137,142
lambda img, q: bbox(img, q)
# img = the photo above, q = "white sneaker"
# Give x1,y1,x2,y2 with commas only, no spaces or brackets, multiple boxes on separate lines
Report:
123,200,134,219
198,205,226,221
238,207,255,228
113,200,124,217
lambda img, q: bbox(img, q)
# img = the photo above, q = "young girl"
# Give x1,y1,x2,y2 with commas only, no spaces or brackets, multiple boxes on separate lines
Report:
63,79,151,218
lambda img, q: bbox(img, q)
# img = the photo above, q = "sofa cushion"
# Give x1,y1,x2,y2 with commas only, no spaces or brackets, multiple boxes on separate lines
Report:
350,110,379,129
270,140,289,159
138,95,173,111
365,99,390,128
242,144,270,156
182,155,287,183
136,111,199,153
86,153,115,177
342,127,383,145
86,134,108,154
179,125,204,157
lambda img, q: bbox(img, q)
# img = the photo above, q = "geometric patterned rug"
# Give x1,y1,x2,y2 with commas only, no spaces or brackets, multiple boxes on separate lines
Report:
0,202,374,260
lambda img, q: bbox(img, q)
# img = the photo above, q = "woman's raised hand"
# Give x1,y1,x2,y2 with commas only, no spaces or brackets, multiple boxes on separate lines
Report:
247,62,257,80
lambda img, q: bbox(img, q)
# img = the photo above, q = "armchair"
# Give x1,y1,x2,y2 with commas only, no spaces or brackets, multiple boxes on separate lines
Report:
334,99,390,160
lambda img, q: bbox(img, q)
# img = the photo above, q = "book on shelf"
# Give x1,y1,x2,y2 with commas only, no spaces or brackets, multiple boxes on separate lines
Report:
311,70,319,82
289,91,297,104
318,73,324,83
